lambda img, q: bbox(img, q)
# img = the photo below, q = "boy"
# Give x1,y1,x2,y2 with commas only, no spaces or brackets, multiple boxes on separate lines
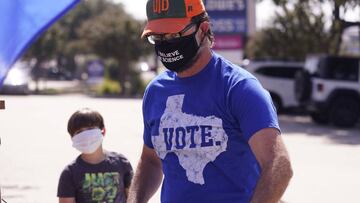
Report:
57,108,133,203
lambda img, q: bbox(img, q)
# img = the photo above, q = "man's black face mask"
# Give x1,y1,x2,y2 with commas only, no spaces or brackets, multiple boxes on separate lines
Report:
154,29,200,73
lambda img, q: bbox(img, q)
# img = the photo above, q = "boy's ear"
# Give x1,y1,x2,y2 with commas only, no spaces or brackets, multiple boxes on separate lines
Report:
101,128,106,136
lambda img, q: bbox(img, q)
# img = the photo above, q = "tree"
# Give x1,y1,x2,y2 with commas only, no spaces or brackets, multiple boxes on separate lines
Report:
24,0,111,73
78,4,152,95
23,0,152,95
247,1,331,60
327,0,360,53
248,0,359,59
23,24,60,92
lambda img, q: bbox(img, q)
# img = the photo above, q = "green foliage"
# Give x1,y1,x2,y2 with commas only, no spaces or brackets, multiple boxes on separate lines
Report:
101,59,147,96
97,78,122,96
78,6,151,60
263,0,359,8
248,0,360,60
246,2,331,60
77,4,152,95
127,68,147,96
250,0,360,60
23,0,152,96
104,59,121,81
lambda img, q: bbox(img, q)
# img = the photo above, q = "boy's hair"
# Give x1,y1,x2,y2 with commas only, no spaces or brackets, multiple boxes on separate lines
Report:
67,108,105,137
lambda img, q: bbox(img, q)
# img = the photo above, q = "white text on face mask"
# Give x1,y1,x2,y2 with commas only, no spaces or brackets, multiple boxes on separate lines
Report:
158,50,184,63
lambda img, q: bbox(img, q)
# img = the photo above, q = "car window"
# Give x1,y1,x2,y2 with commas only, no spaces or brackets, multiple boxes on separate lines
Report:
255,66,303,79
320,57,359,81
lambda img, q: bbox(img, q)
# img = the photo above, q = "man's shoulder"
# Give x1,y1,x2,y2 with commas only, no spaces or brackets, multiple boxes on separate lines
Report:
143,70,175,100
212,52,255,84
150,70,175,84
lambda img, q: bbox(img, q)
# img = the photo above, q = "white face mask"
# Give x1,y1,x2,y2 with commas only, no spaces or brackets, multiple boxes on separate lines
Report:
72,128,103,154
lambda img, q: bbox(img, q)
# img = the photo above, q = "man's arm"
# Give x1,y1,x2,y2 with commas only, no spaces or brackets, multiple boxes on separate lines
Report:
59,197,75,203
125,188,129,199
249,128,293,203
127,145,163,203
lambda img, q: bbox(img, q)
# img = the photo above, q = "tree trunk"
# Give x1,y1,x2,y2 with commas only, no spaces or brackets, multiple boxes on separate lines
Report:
32,60,43,93
332,2,343,55
331,1,360,55
118,58,130,96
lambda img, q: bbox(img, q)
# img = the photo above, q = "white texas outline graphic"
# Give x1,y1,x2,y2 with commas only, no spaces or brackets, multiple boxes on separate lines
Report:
152,94,228,185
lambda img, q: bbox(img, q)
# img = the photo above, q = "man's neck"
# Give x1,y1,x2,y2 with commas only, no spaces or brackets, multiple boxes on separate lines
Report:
81,147,106,164
177,47,212,78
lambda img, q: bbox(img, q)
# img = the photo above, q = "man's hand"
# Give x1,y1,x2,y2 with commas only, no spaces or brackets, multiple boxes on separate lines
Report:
249,128,293,203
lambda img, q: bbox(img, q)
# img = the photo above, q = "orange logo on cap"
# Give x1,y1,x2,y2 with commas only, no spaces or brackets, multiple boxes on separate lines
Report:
153,0,169,14
188,5,193,12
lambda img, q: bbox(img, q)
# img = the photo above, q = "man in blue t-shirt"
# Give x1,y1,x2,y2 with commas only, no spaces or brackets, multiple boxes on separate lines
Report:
128,0,293,203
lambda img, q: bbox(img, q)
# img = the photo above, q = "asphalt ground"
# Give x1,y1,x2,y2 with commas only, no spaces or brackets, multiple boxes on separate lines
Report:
0,94,359,203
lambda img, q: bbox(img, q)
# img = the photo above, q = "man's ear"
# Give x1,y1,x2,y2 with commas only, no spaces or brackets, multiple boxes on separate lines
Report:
199,21,210,37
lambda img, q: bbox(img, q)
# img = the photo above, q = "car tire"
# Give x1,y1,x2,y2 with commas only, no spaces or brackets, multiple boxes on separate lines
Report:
310,112,329,125
330,97,360,128
294,70,312,103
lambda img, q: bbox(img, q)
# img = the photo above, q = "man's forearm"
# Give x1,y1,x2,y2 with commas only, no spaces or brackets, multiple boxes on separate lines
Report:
127,157,163,203
250,155,293,203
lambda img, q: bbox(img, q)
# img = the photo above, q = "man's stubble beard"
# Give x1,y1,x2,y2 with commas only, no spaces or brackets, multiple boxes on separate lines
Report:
176,35,207,74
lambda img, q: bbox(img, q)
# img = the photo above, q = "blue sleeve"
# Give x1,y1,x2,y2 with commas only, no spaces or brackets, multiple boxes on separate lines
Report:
143,120,154,148
142,88,154,148
229,78,280,141
57,167,75,197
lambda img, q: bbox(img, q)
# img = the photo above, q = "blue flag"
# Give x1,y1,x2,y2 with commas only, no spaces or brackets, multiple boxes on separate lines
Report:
0,0,80,87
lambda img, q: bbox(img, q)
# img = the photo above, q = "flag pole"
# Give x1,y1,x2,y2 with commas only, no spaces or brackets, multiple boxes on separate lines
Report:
0,100,4,109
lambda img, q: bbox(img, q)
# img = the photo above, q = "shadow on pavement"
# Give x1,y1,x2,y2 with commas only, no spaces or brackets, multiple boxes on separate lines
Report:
279,114,360,145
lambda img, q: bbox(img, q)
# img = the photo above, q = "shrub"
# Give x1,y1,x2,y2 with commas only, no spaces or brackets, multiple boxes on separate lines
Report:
96,78,122,96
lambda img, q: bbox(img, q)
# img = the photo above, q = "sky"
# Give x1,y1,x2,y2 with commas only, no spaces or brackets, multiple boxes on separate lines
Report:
116,0,275,28
115,0,359,29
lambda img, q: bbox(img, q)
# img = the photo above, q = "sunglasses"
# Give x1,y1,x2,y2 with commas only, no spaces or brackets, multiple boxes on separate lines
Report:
147,23,198,44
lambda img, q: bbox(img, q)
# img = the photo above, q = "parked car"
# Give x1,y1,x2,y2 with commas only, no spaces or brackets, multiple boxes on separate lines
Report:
243,60,304,112
0,61,31,95
46,67,73,81
295,55,360,127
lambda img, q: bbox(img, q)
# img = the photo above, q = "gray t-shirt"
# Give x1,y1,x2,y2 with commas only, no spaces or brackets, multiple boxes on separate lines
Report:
57,151,133,203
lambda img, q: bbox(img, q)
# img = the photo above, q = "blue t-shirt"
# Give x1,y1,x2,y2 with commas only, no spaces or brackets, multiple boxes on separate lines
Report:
142,52,279,203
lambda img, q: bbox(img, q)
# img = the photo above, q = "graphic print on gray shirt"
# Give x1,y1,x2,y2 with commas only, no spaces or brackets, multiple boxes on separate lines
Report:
57,151,133,203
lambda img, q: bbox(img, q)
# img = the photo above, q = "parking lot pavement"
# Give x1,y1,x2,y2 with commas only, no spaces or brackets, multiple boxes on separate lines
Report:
0,95,359,203
279,115,360,203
